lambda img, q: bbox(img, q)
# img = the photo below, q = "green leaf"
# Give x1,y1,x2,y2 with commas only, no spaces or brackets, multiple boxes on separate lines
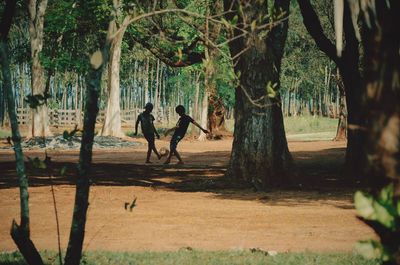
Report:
251,20,257,31
397,200,400,216
379,184,394,205
221,18,231,30
354,191,376,220
231,15,238,25
355,240,389,261
373,200,395,229
266,81,278,98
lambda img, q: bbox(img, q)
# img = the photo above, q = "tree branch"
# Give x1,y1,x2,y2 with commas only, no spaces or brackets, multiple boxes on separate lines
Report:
297,0,339,64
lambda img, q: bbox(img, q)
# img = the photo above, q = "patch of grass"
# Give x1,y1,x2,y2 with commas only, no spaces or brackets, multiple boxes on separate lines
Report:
284,115,338,135
0,129,11,138
224,116,337,135
0,250,378,265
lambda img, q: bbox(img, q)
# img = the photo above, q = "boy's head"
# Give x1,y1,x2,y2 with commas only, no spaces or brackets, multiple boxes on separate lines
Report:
175,105,185,116
144,102,153,112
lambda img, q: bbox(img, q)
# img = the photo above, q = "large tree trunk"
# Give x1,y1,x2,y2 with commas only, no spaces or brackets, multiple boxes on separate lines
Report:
353,1,400,264
360,1,400,193
99,16,130,138
27,0,51,138
0,2,44,264
224,0,292,189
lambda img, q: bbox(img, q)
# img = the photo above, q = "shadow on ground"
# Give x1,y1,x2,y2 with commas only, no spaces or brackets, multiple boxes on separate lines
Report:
0,146,360,207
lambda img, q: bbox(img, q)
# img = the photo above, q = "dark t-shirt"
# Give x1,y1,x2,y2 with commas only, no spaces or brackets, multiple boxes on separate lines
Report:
173,114,194,138
138,112,155,135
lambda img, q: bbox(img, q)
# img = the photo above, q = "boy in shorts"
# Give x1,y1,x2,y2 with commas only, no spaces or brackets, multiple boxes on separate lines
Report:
164,105,209,165
134,103,161,163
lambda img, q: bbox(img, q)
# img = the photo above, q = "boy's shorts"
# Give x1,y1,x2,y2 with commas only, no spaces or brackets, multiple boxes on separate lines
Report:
170,135,183,152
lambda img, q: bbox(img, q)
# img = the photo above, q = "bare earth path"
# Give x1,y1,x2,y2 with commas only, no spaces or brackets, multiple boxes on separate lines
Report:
0,138,375,253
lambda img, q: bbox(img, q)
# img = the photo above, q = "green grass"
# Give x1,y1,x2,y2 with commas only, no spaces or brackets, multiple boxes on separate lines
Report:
0,250,378,265
0,129,11,138
225,116,337,136
284,115,338,135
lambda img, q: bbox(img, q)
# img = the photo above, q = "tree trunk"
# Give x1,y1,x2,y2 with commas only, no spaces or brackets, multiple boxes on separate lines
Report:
198,90,209,141
27,0,51,138
334,72,347,141
200,0,227,140
224,0,292,189
355,2,400,264
297,0,364,180
360,1,400,191
1,2,44,263
193,72,200,121
333,103,347,141
99,16,130,138
64,42,112,265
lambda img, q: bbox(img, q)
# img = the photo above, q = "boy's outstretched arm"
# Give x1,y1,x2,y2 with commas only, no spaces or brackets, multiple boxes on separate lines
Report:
192,120,209,134
134,117,140,136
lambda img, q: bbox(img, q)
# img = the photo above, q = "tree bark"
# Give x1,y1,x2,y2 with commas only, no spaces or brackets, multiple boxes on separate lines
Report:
360,1,400,192
198,90,209,141
1,2,44,264
224,0,293,189
333,71,347,141
27,0,51,138
63,13,117,264
355,1,400,264
193,72,201,121
99,16,131,138
64,47,111,265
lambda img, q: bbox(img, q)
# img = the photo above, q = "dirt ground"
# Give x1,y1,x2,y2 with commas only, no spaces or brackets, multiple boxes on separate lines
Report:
0,138,375,253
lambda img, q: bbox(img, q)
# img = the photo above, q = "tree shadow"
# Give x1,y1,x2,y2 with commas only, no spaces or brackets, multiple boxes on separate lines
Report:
0,146,360,208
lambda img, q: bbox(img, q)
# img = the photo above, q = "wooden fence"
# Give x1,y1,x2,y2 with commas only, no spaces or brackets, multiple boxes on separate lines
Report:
16,107,179,127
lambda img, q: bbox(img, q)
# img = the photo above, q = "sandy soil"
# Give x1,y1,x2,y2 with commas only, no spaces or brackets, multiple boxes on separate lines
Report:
0,138,375,253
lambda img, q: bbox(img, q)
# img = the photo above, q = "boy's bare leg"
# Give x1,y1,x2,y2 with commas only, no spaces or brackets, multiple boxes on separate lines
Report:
164,150,174,164
146,145,152,163
152,146,161,159
175,150,184,165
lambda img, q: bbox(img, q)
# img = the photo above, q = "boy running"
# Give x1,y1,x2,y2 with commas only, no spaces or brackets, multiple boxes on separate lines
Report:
164,105,209,165
134,103,161,163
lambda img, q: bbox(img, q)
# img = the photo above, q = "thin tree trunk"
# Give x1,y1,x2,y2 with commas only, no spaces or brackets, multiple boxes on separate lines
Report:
193,72,201,121
144,58,149,104
63,41,112,265
198,90,209,141
1,1,44,263
99,16,130,137
154,59,160,121
27,0,51,138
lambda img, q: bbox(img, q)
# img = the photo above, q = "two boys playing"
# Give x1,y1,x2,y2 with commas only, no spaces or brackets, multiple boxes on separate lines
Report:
134,103,209,164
